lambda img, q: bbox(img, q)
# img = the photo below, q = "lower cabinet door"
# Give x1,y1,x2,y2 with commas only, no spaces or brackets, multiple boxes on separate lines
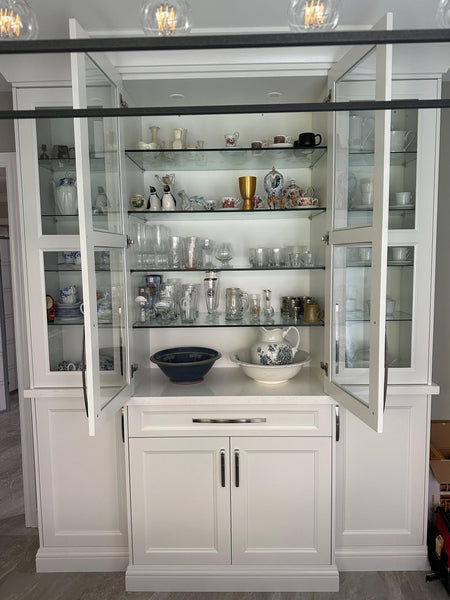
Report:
230,436,332,565
129,436,231,565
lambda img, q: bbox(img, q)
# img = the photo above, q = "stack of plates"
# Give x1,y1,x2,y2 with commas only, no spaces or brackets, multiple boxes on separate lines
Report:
55,301,82,322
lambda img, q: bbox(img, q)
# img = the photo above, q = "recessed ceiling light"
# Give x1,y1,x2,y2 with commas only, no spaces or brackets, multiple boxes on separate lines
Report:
169,93,185,100
267,91,283,99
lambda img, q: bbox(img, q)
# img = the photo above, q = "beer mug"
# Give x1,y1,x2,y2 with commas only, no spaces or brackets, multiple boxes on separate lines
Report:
225,287,249,321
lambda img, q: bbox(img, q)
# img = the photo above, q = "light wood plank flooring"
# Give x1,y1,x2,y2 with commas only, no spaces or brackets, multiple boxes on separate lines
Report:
1,396,449,599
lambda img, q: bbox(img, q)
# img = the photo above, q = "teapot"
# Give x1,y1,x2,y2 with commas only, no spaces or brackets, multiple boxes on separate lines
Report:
250,326,300,366
52,176,78,215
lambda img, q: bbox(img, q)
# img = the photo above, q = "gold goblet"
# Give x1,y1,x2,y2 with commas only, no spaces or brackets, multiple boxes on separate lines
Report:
239,176,257,211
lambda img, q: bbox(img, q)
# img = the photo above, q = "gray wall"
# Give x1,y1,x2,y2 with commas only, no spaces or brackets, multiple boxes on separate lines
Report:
0,93,15,153
432,80,450,419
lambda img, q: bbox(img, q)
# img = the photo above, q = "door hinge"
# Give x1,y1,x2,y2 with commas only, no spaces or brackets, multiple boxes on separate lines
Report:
323,89,332,103
322,232,330,245
131,363,139,378
120,93,129,108
320,361,328,376
127,235,134,248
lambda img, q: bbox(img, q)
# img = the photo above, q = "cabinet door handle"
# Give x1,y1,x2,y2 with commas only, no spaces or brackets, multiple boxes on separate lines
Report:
220,449,226,487
234,449,240,487
335,405,340,442
335,303,340,375
192,418,266,424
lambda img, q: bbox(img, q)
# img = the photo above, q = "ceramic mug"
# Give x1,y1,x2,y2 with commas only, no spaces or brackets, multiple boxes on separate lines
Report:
274,135,292,144
297,132,322,146
59,285,78,304
303,300,324,324
251,140,263,149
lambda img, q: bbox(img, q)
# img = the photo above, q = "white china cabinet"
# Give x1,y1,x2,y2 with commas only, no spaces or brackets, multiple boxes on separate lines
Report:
7,15,442,589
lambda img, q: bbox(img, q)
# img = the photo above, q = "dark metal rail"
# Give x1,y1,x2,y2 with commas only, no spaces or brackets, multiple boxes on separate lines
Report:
0,28,448,54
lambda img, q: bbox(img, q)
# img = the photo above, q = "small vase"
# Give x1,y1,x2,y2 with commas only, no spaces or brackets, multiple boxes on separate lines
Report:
149,125,160,148
173,128,183,150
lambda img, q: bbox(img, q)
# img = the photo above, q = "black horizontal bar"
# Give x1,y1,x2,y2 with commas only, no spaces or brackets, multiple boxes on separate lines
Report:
0,28,448,55
2,98,449,120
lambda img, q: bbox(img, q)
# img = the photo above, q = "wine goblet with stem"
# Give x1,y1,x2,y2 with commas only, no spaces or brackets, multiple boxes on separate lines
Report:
215,242,233,267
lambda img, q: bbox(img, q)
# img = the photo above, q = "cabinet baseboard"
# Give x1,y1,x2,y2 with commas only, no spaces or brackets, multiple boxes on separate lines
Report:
125,564,339,592
336,546,429,571
35,547,128,572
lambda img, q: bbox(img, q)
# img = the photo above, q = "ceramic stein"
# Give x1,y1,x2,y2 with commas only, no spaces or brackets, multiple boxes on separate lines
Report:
250,326,300,365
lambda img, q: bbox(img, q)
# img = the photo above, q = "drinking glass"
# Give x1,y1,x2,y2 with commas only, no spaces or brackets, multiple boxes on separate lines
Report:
201,238,215,268
215,242,233,266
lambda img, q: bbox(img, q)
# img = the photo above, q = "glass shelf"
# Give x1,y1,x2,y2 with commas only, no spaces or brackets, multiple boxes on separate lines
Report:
347,260,414,268
345,310,412,323
348,150,417,168
125,146,328,172
48,319,112,326
38,156,109,173
133,312,324,328
129,207,326,221
130,265,325,273
349,205,415,213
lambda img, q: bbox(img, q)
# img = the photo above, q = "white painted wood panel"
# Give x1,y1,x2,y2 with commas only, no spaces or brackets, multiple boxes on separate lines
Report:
129,436,231,565
231,436,332,565
335,394,429,549
33,397,128,548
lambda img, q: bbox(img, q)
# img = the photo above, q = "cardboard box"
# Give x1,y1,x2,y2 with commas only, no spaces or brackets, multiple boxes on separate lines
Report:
430,421,450,510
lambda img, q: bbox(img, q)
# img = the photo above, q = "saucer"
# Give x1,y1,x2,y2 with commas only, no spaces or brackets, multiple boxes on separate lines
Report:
390,203,415,210
268,143,293,148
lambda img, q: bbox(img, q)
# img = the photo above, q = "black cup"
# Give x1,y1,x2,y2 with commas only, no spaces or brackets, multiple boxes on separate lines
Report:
297,132,322,147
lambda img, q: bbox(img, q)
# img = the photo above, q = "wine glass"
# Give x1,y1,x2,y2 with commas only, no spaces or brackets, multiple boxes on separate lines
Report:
215,242,233,266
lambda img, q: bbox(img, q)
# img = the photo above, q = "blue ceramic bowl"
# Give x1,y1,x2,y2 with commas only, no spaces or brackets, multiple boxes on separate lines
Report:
150,346,221,384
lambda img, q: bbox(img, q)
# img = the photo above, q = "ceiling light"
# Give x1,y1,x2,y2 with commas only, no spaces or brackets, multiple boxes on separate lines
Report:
141,0,191,36
288,0,339,32
436,0,450,27
267,91,283,99
0,0,38,39
169,93,185,100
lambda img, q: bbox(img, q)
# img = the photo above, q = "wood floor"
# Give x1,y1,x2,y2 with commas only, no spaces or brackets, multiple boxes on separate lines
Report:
1,397,450,599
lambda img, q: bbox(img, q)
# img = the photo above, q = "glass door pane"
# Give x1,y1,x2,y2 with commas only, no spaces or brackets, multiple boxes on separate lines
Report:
71,22,130,435
326,14,392,432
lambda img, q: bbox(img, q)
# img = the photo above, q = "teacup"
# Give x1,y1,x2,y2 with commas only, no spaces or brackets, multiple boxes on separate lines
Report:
221,196,239,209
224,131,239,147
59,285,78,304
274,135,292,144
393,191,413,206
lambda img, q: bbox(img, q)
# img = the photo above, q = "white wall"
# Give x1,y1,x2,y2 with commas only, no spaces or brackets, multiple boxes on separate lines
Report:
432,80,450,419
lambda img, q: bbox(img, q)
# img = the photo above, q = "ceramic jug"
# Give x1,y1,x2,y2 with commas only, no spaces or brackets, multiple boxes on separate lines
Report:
53,177,78,215
250,326,300,366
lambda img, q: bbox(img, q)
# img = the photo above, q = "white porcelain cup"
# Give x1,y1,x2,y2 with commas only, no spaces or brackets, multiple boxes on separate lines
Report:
390,130,415,152
393,191,413,206
391,246,409,261
386,297,396,315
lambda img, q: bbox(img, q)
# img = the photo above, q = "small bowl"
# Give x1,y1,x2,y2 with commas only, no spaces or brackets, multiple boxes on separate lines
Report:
230,348,311,385
150,346,221,385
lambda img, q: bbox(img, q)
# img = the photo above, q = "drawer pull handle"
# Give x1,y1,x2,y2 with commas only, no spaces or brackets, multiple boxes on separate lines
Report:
235,449,240,487
192,418,267,424
220,449,225,487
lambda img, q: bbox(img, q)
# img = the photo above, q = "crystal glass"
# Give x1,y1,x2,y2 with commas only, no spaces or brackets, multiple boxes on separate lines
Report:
204,271,220,318
201,238,215,268
215,242,233,266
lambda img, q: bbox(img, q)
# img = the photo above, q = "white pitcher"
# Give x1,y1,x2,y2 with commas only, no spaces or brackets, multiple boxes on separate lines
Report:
52,177,78,215
250,326,300,366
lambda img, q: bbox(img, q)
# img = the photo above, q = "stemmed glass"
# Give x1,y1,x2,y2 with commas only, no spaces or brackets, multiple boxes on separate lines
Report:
215,242,233,266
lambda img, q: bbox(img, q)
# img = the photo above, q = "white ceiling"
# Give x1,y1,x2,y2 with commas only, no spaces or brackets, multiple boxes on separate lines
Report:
27,0,445,39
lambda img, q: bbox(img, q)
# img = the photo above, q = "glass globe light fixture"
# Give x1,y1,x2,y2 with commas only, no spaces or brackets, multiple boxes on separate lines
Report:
288,0,340,32
141,0,191,36
0,0,38,39
436,0,450,27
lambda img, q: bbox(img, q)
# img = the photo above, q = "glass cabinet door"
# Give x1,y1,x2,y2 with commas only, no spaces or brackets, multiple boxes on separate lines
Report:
325,14,392,433
71,19,130,436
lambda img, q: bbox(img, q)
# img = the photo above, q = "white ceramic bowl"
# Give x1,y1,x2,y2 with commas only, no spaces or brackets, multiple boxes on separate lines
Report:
230,348,311,384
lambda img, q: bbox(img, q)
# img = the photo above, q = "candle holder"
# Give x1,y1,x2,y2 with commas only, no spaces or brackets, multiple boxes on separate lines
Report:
239,175,257,211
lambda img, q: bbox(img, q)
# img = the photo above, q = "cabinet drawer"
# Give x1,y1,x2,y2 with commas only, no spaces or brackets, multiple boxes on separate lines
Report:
127,403,333,437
